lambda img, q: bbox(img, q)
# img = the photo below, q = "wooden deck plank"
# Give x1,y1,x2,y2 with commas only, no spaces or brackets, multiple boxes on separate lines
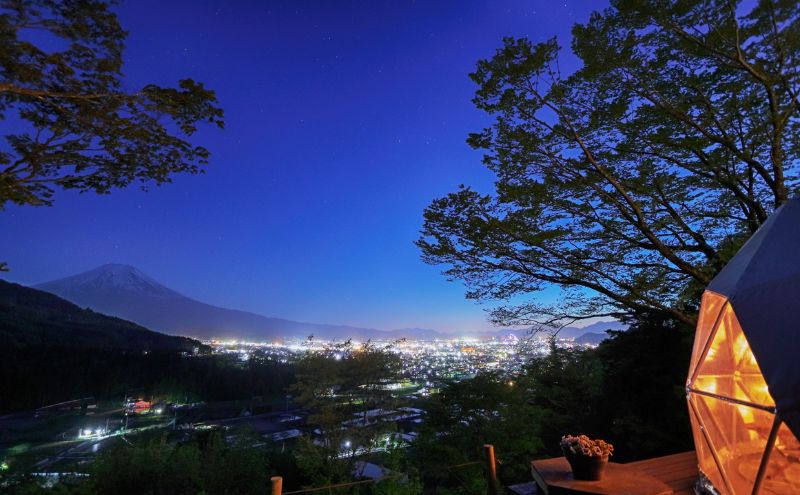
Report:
638,464,697,481
629,451,696,464
626,451,698,495
531,457,673,495
627,452,697,471
528,451,699,495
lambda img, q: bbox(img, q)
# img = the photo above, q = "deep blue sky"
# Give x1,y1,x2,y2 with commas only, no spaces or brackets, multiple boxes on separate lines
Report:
1,0,606,332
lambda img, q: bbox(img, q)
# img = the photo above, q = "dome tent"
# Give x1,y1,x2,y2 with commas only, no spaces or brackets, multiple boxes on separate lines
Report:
687,199,800,495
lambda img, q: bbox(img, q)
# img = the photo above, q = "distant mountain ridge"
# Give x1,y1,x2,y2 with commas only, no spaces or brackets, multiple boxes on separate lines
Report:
556,321,627,339
33,264,624,341
574,332,609,345
34,264,425,341
0,279,198,351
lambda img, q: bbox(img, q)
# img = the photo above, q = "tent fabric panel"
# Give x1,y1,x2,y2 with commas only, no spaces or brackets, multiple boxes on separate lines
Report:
728,278,800,438
701,199,800,439
708,200,800,297
759,421,800,494
688,394,728,494
689,291,727,382
689,198,800,494
695,393,776,495
690,303,775,408
691,303,738,387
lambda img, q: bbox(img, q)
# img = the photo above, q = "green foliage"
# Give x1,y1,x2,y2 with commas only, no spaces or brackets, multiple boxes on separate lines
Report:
197,431,271,495
414,313,696,487
522,342,604,456
289,445,424,494
524,316,694,462
90,439,203,495
3,477,92,495
293,436,352,487
291,340,404,487
593,313,695,460
420,468,485,495
9,432,269,495
368,447,423,495
418,0,800,327
370,478,423,495
0,0,224,209
414,371,543,490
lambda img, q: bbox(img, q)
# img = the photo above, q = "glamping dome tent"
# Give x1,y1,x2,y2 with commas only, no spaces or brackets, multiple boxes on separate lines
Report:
687,199,800,494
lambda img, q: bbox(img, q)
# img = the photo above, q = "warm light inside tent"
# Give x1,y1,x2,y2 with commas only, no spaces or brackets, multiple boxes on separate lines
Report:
687,291,800,495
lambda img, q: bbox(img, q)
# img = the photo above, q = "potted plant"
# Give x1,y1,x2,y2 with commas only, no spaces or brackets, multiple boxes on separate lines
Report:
560,434,614,481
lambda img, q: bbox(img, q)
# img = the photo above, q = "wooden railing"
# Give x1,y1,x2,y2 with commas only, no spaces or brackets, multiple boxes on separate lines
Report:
269,443,499,495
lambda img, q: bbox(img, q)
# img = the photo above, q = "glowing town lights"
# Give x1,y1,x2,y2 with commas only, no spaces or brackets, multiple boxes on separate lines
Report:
203,335,565,399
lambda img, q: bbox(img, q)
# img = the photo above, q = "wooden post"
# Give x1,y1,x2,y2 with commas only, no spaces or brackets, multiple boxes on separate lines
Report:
270,476,283,495
483,444,497,495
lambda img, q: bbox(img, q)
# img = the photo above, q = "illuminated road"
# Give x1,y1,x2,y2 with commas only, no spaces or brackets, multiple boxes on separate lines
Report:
34,420,172,470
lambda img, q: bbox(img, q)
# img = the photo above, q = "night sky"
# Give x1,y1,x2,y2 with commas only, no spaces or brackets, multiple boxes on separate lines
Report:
1,0,605,333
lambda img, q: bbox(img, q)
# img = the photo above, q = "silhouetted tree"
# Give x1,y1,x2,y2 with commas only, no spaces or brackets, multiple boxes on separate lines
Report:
0,0,224,210
414,371,543,492
522,342,604,456
291,340,405,487
593,313,695,460
418,0,800,327
6,432,269,495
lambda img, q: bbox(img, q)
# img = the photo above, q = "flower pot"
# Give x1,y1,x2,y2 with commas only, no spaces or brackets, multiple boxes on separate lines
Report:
564,453,609,481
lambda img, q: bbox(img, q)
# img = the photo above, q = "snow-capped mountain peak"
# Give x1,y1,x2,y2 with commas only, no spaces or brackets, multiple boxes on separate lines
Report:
36,263,180,298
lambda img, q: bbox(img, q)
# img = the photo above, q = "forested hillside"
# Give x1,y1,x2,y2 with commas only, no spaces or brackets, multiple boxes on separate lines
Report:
0,280,198,352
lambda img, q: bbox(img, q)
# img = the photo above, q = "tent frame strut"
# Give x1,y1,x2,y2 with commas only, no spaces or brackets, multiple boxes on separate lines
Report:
688,394,737,495
689,296,729,386
750,415,782,495
687,388,778,414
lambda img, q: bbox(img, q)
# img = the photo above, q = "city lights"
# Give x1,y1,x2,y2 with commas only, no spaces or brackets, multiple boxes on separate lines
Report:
204,334,587,388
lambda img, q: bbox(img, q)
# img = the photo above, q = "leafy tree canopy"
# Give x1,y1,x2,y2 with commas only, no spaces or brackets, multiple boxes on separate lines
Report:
291,340,405,486
413,371,542,493
418,0,800,327
0,0,224,210
7,432,270,495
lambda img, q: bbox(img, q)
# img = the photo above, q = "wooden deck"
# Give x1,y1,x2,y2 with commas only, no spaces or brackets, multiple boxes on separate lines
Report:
625,451,698,495
528,451,699,495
